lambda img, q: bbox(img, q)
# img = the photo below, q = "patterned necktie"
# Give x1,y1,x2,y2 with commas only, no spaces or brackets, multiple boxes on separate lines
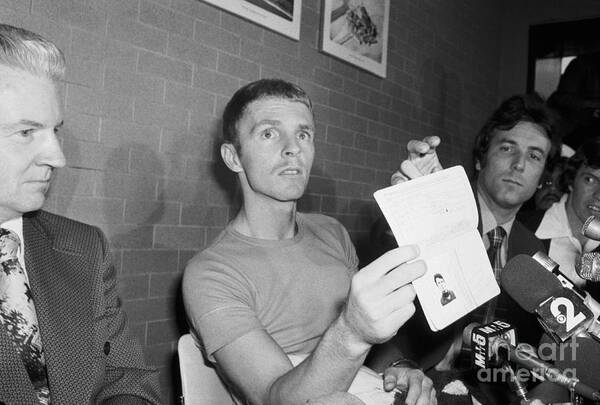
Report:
483,226,506,323
0,228,50,404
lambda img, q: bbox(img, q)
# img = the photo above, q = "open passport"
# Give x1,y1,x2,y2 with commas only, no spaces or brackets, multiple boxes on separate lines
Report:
373,165,499,331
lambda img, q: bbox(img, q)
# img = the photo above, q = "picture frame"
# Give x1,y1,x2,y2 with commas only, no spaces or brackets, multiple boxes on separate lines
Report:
201,0,302,41
320,0,390,78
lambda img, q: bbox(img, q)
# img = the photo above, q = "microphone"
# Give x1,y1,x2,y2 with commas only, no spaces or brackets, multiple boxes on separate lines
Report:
463,320,517,369
531,252,587,297
576,252,600,282
553,334,600,394
577,216,600,281
582,216,600,241
462,321,530,402
463,321,600,401
501,254,595,343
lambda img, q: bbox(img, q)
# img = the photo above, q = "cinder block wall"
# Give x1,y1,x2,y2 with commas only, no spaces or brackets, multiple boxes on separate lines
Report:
2,0,503,402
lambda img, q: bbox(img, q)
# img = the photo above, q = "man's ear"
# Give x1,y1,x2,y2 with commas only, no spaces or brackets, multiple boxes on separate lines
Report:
221,143,243,173
475,159,481,172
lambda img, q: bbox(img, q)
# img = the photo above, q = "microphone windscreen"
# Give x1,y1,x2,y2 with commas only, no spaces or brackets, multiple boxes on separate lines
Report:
582,216,600,241
461,322,479,347
500,254,563,312
554,335,600,388
576,252,600,282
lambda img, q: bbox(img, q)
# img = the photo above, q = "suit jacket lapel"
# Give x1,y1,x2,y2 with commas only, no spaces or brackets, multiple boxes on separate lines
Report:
24,214,96,403
473,182,484,235
508,220,546,258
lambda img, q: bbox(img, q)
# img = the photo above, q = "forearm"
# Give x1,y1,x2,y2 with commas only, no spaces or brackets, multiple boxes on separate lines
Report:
265,316,371,405
217,247,424,405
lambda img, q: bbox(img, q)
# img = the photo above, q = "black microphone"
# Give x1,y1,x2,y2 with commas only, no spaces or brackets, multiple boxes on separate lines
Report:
531,252,587,298
463,320,517,369
463,322,600,401
501,254,595,343
552,334,600,396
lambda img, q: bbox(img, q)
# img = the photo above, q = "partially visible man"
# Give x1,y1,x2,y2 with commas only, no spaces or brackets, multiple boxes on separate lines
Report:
532,156,569,211
369,94,558,405
532,134,600,287
392,94,557,343
183,79,436,405
0,24,161,404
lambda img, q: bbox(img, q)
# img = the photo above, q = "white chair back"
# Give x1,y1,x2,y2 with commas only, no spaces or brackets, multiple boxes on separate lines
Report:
178,333,236,405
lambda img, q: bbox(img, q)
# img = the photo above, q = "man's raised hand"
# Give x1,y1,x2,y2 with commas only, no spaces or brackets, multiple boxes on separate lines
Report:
341,246,426,354
391,136,442,185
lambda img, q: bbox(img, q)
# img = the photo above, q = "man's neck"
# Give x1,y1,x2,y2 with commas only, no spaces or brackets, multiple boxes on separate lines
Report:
0,210,22,226
232,196,297,240
565,195,588,246
477,182,520,225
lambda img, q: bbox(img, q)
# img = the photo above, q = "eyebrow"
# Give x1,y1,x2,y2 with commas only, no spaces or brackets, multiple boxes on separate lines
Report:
1,119,64,131
250,119,281,133
497,137,547,156
298,123,315,132
250,120,314,133
580,168,600,178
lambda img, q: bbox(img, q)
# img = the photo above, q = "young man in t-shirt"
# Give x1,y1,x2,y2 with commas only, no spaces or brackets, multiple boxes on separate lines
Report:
183,79,436,405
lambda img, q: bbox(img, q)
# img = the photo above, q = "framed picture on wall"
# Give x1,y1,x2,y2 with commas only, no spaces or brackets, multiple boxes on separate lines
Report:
320,0,390,78
201,0,302,40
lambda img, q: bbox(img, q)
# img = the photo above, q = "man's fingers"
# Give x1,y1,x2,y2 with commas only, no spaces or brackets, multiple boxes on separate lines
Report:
400,160,424,180
384,260,426,294
424,136,440,149
363,245,420,279
406,139,431,155
429,388,437,405
416,377,434,405
391,170,410,185
387,300,417,327
407,137,440,156
383,371,398,391
404,371,423,405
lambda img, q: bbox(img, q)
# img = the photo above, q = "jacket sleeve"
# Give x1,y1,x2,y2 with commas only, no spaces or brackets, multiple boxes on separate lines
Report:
92,228,163,405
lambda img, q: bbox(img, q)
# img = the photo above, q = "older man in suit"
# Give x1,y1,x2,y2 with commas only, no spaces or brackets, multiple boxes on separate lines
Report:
0,24,161,404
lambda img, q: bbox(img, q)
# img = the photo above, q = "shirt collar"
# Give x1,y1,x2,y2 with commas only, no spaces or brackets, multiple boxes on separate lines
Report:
536,194,600,252
478,191,515,237
535,194,571,240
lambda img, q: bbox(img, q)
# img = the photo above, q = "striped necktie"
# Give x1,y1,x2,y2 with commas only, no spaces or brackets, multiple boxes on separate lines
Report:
483,226,506,323
0,228,50,404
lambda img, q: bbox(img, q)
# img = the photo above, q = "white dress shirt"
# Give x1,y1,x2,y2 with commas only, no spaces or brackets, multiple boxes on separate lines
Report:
535,194,596,287
0,216,28,281
478,191,515,268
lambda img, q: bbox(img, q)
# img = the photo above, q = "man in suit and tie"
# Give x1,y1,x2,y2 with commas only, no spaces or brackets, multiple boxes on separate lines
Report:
368,94,559,404
0,24,161,404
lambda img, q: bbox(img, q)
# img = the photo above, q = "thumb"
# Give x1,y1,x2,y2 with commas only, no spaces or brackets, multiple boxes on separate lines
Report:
383,373,397,391
400,160,423,179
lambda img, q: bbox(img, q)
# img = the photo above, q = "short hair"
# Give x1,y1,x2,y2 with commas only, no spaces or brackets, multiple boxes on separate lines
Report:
472,93,559,172
433,273,444,283
562,132,600,189
222,78,313,151
0,24,65,81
